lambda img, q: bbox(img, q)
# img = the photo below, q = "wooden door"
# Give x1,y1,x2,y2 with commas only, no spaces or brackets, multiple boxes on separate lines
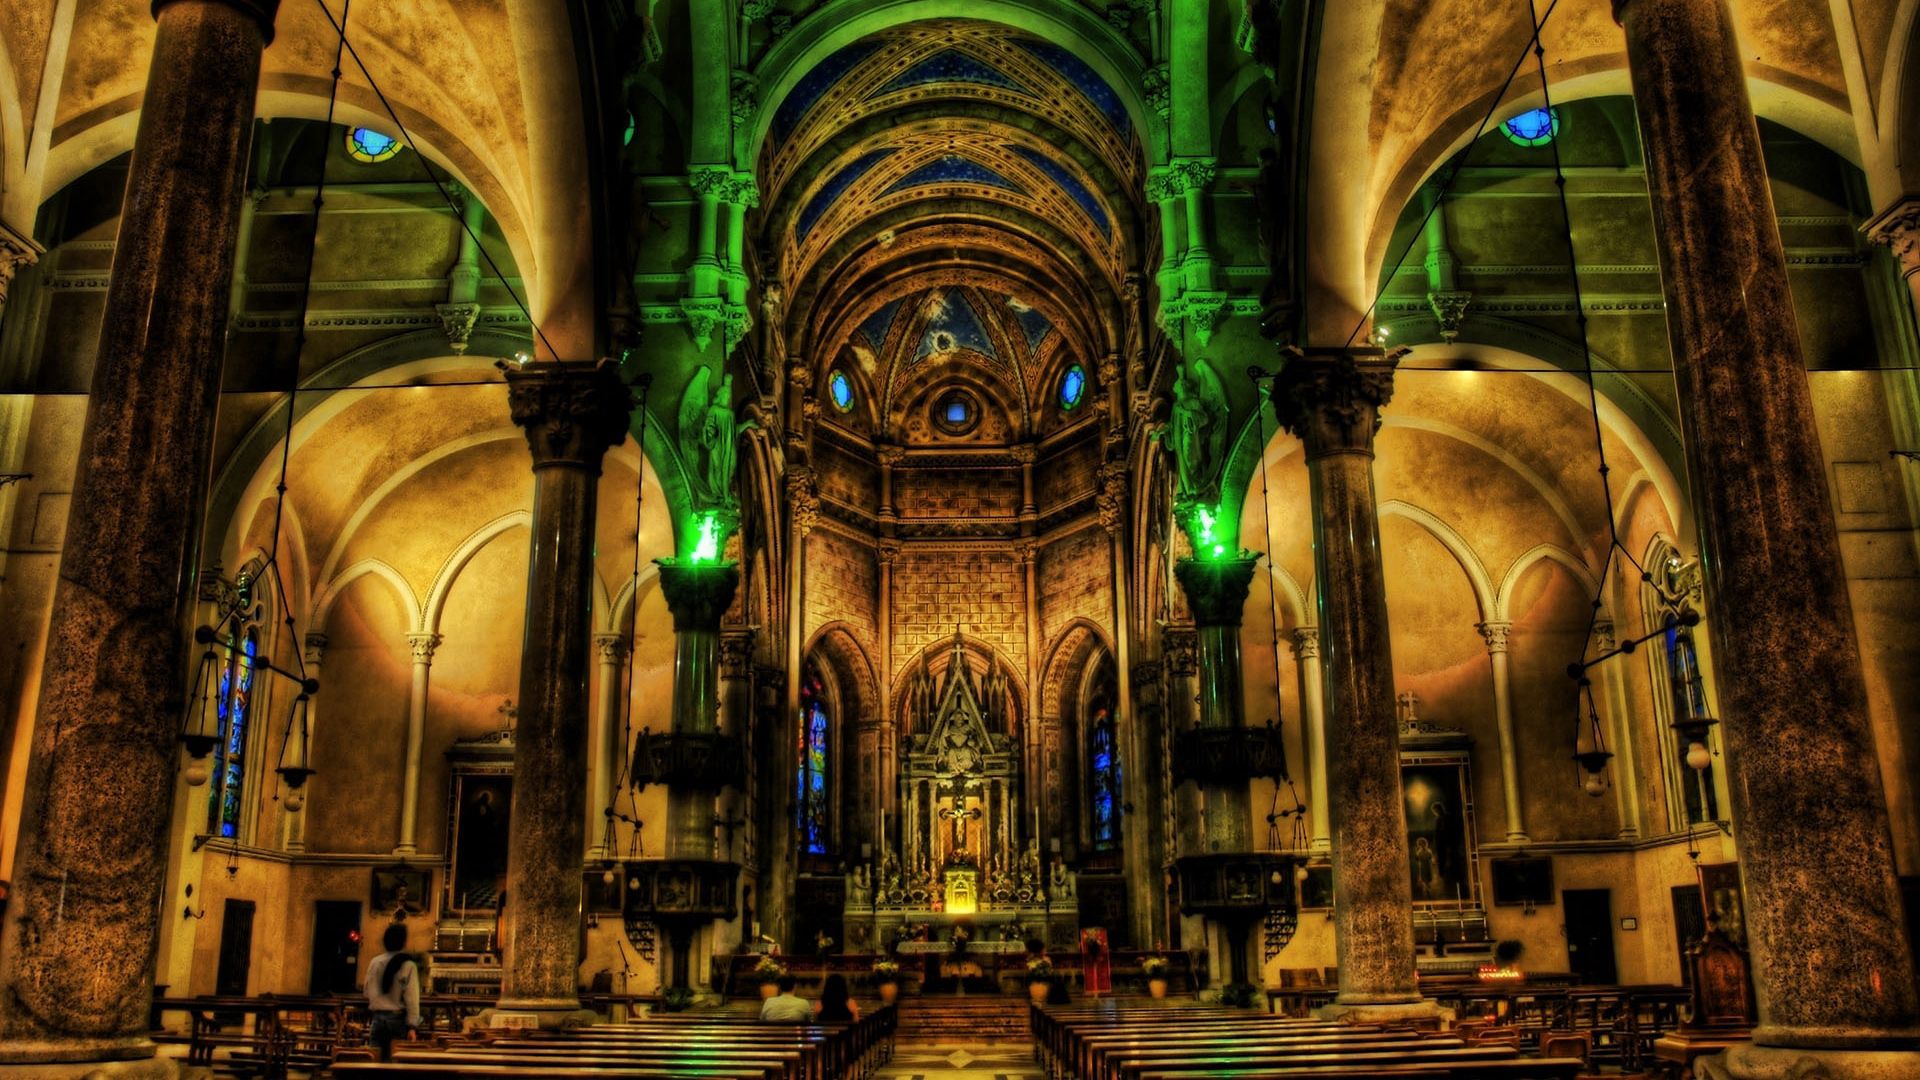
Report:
1562,888,1617,986
308,900,363,995
215,899,256,1004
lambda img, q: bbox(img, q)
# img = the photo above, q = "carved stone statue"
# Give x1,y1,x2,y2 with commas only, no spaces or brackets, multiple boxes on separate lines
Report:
1161,357,1228,502
677,365,754,510
1051,859,1075,900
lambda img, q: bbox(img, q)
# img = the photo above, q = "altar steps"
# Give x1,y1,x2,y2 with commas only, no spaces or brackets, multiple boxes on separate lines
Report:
893,995,1034,1044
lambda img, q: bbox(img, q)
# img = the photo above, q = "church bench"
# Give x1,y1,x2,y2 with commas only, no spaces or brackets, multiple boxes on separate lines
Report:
1111,1045,1523,1078
479,1036,829,1080
395,1049,794,1078
1133,1057,1587,1080
1083,1037,1464,1080
329,1063,766,1079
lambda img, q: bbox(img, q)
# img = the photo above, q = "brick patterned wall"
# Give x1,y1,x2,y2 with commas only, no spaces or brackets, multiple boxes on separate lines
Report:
894,466,1022,521
1037,437,1101,507
804,529,877,656
890,549,1028,676
1038,527,1112,641
815,440,878,513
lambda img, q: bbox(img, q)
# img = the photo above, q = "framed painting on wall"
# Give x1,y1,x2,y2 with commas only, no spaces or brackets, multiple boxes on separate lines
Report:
1402,754,1478,906
371,865,430,916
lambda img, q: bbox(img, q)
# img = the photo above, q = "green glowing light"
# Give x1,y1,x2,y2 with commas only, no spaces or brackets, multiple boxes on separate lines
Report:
691,513,722,563
1179,502,1235,561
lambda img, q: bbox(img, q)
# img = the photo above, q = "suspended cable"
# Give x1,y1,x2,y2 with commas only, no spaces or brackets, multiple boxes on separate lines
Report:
1342,0,1564,350
602,376,654,862
310,0,557,362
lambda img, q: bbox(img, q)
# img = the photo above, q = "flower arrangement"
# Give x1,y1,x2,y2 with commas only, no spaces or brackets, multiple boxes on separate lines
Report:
1025,955,1055,983
872,960,901,985
752,955,788,984
1141,956,1170,978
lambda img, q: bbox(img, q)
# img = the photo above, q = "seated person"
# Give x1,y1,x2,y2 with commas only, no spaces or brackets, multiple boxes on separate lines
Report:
815,973,859,1022
760,974,812,1023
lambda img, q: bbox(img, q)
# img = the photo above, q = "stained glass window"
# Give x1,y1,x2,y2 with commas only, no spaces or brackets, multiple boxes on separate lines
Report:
797,669,831,855
829,370,854,411
1089,708,1120,851
211,630,257,838
1501,107,1560,148
1060,364,1086,410
932,388,978,435
1663,616,1719,823
346,127,402,164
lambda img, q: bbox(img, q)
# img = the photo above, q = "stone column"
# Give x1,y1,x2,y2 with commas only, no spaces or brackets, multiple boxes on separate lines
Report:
285,632,326,854
1617,0,1920,1069
396,631,439,856
590,633,628,857
876,541,899,825
765,465,818,947
657,562,741,858
1273,346,1437,1022
1593,620,1642,839
1475,621,1527,843
0,0,278,1070
1014,444,1038,527
494,359,633,1026
1290,627,1331,853
1172,556,1258,854
1865,198,1920,319
876,444,902,532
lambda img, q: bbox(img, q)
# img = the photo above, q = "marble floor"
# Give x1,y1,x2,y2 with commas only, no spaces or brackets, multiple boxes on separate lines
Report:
874,1042,1045,1080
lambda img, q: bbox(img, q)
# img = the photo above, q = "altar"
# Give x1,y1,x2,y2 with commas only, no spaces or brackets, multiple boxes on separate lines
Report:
837,634,1081,955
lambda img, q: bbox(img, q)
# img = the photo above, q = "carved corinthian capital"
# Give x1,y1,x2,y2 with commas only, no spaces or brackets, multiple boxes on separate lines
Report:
1271,346,1406,460
0,217,45,318
500,359,635,470
1865,196,1920,283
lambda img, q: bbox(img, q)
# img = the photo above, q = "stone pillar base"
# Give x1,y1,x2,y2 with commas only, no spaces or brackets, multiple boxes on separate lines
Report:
0,1053,179,1080
469,1005,603,1031
1700,1043,1920,1080
1314,999,1454,1026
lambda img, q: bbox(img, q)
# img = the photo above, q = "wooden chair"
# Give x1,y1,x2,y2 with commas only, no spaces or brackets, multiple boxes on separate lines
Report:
1539,1031,1590,1064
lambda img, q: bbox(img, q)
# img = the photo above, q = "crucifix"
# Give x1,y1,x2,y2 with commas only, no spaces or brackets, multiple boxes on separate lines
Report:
1396,691,1421,725
938,800,981,854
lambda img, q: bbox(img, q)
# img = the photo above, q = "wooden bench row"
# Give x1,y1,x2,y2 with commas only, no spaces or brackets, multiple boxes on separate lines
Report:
323,1005,896,1080
1030,1003,1587,1080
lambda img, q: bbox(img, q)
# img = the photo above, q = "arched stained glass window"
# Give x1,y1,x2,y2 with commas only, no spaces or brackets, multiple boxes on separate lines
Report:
1663,615,1719,824
1059,364,1086,410
211,629,258,839
346,127,402,164
1089,708,1120,851
829,369,854,412
798,668,831,855
1501,107,1560,148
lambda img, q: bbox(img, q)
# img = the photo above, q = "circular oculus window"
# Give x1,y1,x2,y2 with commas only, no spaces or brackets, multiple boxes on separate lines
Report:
931,387,979,436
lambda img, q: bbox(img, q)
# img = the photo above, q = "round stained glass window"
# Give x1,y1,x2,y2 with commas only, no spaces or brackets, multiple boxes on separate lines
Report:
829,370,854,412
1501,108,1559,148
346,127,402,164
932,388,979,436
1060,364,1086,410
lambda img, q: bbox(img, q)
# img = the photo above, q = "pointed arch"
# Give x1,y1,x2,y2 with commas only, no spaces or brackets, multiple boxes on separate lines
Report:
312,558,423,633
1378,500,1496,621
1495,542,1602,622
423,511,531,634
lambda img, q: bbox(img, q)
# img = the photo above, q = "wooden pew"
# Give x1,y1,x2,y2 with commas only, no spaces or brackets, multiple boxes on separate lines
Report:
1135,1058,1586,1080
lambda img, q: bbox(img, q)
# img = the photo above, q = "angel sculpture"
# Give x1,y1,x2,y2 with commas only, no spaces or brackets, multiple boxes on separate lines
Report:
677,366,754,507
1165,357,1228,502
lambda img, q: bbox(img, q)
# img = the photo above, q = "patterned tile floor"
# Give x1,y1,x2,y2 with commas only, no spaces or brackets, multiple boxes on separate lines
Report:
874,1042,1045,1080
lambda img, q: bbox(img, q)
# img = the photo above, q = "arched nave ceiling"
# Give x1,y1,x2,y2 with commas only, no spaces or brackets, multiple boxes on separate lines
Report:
759,18,1144,410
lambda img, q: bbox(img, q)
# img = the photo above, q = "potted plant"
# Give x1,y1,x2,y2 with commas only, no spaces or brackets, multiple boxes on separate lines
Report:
872,960,902,1006
1141,956,1171,999
1219,981,1258,1008
751,955,787,1000
1025,956,1055,1006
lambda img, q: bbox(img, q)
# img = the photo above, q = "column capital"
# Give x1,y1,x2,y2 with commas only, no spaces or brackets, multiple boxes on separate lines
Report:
1592,618,1618,651
786,465,820,536
876,538,901,565
1013,537,1041,564
1173,555,1260,628
656,560,742,633
1272,346,1406,459
1009,443,1039,465
303,631,329,666
1865,195,1920,279
1476,620,1513,654
1097,460,1130,535
874,443,906,467
152,0,282,41
407,631,442,663
500,359,634,471
1290,625,1320,661
593,632,630,664
1162,625,1198,676
720,629,755,677
0,216,44,315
